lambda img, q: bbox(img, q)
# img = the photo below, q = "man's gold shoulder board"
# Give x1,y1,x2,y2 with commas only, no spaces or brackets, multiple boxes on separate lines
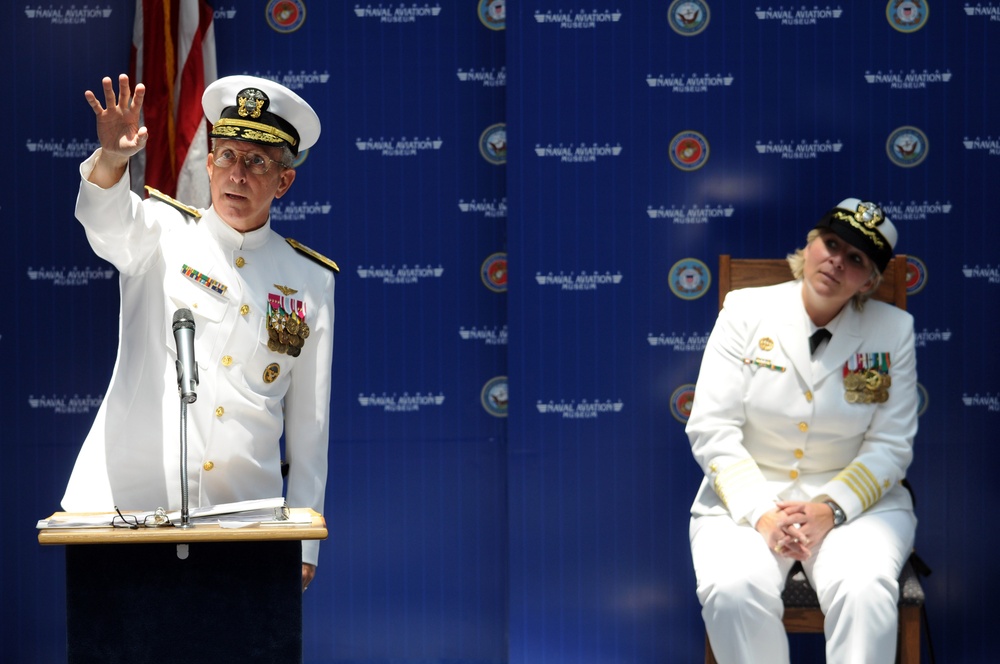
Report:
286,238,340,273
144,186,202,219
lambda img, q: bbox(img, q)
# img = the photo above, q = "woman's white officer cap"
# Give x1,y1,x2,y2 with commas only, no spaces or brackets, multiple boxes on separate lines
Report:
814,198,898,272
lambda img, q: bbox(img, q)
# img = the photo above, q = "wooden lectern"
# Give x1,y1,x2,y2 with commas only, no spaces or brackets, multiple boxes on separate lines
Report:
38,508,327,664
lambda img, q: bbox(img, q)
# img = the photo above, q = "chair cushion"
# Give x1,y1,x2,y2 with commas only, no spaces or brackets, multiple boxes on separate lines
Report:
781,559,924,608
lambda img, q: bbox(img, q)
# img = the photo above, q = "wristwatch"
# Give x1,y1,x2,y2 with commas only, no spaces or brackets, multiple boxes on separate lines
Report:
825,500,846,527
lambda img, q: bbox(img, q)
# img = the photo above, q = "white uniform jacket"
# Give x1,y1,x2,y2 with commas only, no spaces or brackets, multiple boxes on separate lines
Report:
62,151,336,565
686,280,917,526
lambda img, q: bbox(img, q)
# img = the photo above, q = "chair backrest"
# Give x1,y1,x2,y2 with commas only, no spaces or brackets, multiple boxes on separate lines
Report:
717,254,908,312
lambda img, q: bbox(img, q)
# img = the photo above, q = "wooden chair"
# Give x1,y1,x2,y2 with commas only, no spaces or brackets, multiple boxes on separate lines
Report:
704,254,926,664
716,253,908,311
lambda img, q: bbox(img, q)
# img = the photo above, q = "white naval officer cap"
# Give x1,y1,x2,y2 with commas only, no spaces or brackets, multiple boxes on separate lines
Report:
202,75,320,156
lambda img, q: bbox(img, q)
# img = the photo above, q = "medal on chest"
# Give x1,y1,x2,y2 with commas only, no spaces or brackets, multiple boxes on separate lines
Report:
843,352,891,403
267,285,309,357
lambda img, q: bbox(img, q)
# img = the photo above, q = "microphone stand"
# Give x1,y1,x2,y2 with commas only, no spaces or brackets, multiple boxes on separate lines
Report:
178,396,194,529
172,308,198,531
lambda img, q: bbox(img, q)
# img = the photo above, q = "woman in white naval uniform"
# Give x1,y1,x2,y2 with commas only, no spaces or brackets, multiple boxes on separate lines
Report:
61,74,336,591
686,199,917,663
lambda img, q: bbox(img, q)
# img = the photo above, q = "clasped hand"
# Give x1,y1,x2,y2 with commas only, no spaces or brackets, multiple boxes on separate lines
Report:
757,500,835,561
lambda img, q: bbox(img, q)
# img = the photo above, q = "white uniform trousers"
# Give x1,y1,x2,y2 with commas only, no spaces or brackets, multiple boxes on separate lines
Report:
690,508,916,664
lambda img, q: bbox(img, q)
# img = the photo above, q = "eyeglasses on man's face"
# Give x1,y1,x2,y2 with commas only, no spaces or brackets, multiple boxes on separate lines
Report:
211,147,287,175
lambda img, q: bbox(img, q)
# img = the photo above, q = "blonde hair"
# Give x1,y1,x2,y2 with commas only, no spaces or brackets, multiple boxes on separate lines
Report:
786,229,884,311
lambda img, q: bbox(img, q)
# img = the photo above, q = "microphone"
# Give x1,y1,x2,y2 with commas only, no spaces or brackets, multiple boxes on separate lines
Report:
172,308,199,403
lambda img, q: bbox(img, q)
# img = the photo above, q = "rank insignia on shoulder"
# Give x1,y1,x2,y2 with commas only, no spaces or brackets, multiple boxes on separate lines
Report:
286,238,340,272
144,186,202,219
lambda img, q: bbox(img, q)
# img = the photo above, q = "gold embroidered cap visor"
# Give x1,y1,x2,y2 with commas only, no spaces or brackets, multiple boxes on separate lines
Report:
813,197,898,273
202,75,321,156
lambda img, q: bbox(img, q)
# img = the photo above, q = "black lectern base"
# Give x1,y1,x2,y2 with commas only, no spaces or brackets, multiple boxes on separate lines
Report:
65,539,302,664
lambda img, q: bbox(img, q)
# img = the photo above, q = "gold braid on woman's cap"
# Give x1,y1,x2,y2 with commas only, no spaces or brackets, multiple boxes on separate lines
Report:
832,210,886,249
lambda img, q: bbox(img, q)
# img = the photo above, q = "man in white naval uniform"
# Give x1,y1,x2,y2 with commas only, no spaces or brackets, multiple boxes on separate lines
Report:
687,199,918,663
62,74,337,591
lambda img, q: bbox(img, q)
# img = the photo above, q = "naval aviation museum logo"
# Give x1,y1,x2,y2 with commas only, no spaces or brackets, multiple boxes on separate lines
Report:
213,5,238,20
865,69,951,90
669,131,709,171
755,139,843,160
668,1,710,36
459,197,507,219
355,2,442,23
356,265,444,285
533,8,623,29
268,201,331,222
536,399,624,420
358,392,446,412
460,325,508,346
647,72,734,93
915,328,951,348
881,200,952,222
647,331,710,352
886,126,929,168
480,124,507,165
27,266,116,286
962,264,1000,284
356,137,444,157
963,136,1000,156
668,258,711,301
647,204,735,224
887,0,929,33
29,394,104,416
266,0,306,33
457,67,506,88
964,3,1000,21
754,5,843,25
535,271,623,291
478,0,505,30
252,70,329,92
534,143,623,163
963,393,1000,413
24,5,112,23
481,376,508,417
26,138,100,160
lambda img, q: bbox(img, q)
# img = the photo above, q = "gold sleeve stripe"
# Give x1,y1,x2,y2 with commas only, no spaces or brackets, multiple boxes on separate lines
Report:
833,462,884,510
840,473,874,509
714,458,767,509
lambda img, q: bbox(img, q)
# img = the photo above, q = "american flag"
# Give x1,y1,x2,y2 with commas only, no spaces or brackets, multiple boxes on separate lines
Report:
130,0,217,207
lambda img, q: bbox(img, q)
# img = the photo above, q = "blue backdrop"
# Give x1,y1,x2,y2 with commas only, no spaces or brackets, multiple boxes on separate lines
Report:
2,2,997,662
